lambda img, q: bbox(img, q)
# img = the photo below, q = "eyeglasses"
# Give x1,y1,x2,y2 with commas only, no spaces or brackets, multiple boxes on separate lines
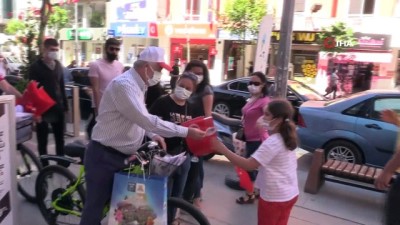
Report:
108,47,120,52
248,81,262,86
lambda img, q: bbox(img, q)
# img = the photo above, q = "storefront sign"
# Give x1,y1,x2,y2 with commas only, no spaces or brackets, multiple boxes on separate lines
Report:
109,22,149,37
66,29,93,40
109,0,157,22
271,31,319,44
0,96,17,225
353,33,391,50
158,23,217,39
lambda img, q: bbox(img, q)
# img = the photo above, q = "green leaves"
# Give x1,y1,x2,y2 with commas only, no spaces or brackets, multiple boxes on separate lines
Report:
4,19,26,35
220,0,267,38
318,22,357,53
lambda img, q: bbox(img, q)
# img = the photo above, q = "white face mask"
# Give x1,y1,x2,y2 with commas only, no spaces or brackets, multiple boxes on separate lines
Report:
196,75,204,84
248,85,261,94
261,118,276,131
148,71,162,86
174,86,192,100
48,51,59,60
145,64,155,85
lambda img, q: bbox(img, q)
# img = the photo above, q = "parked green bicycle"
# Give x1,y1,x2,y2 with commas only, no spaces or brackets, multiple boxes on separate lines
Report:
35,140,210,225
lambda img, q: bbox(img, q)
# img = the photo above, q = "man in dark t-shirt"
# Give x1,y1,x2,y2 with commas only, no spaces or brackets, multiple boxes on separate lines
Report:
170,58,180,90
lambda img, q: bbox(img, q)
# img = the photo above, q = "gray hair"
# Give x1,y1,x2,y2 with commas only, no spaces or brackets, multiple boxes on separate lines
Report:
133,60,148,69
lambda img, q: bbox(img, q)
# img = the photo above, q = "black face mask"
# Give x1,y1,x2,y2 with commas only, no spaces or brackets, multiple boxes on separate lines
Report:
106,52,118,61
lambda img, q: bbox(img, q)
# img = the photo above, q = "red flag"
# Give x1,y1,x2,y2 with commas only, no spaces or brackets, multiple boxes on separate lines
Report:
235,167,254,193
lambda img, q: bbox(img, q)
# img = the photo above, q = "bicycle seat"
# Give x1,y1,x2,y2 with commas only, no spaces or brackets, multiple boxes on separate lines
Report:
64,140,87,159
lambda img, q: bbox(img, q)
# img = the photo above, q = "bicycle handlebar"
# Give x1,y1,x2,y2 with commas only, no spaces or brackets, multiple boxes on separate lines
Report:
124,141,166,165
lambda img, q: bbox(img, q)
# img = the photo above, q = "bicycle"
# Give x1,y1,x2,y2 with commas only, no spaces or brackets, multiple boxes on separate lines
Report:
16,113,43,203
35,140,210,225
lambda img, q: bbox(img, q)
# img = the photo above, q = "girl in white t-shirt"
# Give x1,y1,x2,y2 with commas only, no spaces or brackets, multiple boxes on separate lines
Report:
212,99,299,225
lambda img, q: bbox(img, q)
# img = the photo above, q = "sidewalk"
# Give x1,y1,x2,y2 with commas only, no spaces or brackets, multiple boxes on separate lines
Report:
18,134,385,225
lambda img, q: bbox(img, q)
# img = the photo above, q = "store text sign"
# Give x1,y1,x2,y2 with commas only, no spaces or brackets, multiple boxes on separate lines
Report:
158,24,216,39
109,22,149,37
271,31,319,44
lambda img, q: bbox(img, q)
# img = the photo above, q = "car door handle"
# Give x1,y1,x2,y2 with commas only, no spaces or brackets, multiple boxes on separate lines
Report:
365,124,382,130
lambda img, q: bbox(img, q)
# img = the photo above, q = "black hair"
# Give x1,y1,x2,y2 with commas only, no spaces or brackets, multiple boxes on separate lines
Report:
105,38,121,49
250,71,268,96
123,66,131,72
267,99,298,150
43,38,59,48
178,71,198,91
184,60,210,94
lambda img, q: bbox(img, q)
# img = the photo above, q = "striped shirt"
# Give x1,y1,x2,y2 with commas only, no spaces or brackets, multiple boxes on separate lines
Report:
91,68,189,155
252,133,299,202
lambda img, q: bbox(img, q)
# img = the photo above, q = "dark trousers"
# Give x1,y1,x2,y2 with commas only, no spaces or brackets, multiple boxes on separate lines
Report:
385,175,400,225
36,114,65,167
86,109,96,140
183,158,202,202
245,141,262,181
170,76,179,90
79,141,127,225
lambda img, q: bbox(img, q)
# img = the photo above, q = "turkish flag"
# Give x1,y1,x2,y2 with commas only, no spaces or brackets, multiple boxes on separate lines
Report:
19,81,56,117
148,23,158,37
235,167,254,193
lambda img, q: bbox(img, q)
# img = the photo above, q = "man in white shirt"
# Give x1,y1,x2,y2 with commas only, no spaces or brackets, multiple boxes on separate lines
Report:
79,46,206,225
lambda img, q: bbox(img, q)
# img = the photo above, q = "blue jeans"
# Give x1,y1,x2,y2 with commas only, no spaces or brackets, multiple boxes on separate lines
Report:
168,155,191,198
245,141,262,181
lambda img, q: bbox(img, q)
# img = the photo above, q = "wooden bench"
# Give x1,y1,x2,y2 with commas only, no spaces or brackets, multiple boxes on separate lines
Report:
304,149,393,194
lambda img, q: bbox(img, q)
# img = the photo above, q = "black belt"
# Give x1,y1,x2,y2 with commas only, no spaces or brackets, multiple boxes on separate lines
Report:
93,141,128,158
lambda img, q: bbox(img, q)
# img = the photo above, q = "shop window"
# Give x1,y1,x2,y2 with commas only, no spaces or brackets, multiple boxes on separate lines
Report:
2,0,12,18
186,0,201,20
349,0,375,15
295,0,306,12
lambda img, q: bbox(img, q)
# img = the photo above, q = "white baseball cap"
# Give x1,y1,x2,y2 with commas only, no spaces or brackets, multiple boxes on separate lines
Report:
139,46,172,72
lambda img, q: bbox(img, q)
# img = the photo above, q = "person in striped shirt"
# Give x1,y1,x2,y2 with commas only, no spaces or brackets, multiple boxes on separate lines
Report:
79,46,206,225
211,99,299,225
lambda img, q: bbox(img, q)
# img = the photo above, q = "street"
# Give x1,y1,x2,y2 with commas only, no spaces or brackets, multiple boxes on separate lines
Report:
15,134,386,225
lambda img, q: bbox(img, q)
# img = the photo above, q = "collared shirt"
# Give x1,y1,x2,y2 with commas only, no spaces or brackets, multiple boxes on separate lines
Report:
91,68,189,155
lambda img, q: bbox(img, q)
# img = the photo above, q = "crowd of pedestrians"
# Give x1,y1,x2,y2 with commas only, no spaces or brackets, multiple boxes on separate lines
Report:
4,36,400,225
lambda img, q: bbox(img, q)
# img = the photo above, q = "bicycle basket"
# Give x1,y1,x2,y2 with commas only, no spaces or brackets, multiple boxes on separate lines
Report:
149,157,179,177
149,153,190,177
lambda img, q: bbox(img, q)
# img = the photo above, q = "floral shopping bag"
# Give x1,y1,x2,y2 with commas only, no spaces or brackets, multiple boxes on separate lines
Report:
108,172,168,225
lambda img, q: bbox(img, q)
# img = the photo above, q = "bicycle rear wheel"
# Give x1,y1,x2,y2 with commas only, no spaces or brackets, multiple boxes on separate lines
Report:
168,197,210,225
36,165,85,225
16,144,43,203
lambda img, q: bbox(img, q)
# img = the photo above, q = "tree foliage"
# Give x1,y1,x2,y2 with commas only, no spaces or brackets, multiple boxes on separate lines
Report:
48,6,71,39
4,19,26,35
318,22,357,52
219,0,266,38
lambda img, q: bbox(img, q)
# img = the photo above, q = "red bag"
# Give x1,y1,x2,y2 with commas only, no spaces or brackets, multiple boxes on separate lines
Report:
235,166,254,193
181,116,217,156
19,81,56,117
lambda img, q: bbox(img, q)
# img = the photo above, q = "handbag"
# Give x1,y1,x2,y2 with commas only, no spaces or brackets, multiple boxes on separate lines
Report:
236,127,246,142
108,172,168,225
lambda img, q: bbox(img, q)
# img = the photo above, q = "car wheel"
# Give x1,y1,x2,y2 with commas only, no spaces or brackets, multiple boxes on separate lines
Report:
203,153,215,161
213,102,231,117
324,140,363,164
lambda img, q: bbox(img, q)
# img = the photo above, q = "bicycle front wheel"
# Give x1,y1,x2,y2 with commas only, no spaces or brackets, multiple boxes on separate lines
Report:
36,165,86,225
168,197,210,225
16,144,43,203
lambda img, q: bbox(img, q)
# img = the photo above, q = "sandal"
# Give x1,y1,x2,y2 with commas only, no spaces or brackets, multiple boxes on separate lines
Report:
236,193,255,204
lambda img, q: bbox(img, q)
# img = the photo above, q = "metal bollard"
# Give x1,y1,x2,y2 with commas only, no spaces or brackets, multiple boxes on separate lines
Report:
65,85,81,137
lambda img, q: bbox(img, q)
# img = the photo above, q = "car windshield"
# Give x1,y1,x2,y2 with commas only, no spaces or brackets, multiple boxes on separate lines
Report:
288,81,325,101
